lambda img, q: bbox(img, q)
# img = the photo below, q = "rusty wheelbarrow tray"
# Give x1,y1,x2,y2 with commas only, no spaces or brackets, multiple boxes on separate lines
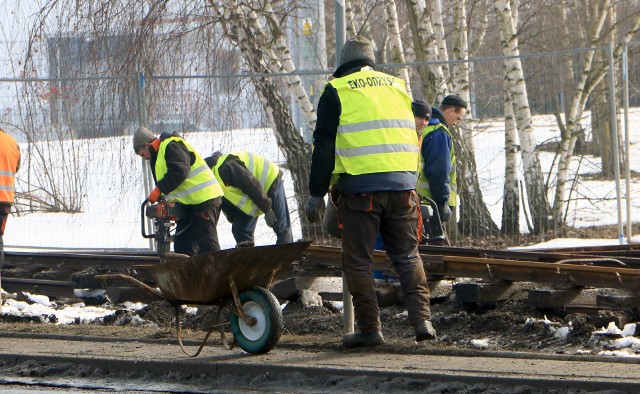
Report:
97,241,311,356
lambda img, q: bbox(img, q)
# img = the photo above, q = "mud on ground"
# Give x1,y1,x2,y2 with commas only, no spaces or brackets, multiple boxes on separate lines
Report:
0,281,636,357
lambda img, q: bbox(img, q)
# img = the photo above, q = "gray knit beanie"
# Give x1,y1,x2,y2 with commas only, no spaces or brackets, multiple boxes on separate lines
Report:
339,36,375,66
133,126,156,150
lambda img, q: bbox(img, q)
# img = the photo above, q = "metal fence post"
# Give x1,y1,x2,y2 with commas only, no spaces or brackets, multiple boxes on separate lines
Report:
335,0,354,335
622,41,632,241
607,43,624,244
136,71,156,251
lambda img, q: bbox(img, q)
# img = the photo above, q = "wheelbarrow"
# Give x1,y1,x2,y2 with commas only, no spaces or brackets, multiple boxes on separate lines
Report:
96,240,311,357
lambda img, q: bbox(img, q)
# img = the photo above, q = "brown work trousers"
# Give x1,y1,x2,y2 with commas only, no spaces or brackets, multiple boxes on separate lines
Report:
338,190,431,333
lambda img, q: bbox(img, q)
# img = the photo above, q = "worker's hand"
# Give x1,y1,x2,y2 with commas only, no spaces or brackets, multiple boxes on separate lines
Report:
264,209,277,227
438,205,451,222
148,186,162,203
305,196,325,223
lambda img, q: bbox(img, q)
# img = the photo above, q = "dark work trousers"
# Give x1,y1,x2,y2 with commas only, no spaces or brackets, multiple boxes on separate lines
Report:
224,178,293,245
268,178,293,244
174,203,221,256
0,203,10,313
338,190,431,333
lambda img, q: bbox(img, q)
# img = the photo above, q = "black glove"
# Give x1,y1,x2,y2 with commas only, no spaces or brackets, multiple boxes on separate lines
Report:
305,196,326,223
438,205,451,222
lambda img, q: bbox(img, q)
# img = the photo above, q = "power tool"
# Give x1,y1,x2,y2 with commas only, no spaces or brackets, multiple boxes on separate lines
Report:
420,196,450,246
141,198,188,259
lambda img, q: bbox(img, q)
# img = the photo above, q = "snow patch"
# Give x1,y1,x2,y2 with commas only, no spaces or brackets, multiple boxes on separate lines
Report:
470,338,490,348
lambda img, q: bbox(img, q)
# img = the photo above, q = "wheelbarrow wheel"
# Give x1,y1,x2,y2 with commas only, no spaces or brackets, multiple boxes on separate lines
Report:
230,286,283,354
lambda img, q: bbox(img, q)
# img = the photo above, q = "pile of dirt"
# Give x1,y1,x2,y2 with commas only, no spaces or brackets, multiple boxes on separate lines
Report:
0,279,637,356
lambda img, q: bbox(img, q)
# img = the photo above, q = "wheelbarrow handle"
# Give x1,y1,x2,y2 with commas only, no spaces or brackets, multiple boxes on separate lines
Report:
96,273,164,299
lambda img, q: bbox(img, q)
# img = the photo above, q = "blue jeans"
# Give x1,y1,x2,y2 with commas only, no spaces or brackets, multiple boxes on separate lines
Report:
225,178,293,245
269,178,293,244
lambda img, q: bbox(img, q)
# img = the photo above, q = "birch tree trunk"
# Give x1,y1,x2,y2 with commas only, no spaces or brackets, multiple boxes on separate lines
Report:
212,2,313,231
502,70,520,234
384,0,412,94
447,0,498,238
404,0,447,101
495,0,551,235
246,1,317,129
431,0,451,96
552,0,610,223
451,0,470,99
501,0,520,235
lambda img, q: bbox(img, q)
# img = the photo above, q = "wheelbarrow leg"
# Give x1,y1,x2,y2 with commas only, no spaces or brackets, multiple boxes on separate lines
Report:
175,304,232,357
228,277,257,326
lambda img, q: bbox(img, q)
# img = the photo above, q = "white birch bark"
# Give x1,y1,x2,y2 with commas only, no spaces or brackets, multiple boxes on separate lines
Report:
210,1,311,227
430,0,451,93
495,0,551,233
346,0,357,38
240,2,316,129
452,0,470,106
384,0,412,95
404,0,447,99
552,0,610,222
469,0,489,57
502,67,520,234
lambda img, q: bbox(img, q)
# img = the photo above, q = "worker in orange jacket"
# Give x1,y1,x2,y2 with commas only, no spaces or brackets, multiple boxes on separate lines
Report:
0,128,20,312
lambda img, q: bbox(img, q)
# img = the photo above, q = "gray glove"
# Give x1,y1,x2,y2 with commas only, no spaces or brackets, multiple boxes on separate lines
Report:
264,209,277,227
438,205,451,222
305,196,326,223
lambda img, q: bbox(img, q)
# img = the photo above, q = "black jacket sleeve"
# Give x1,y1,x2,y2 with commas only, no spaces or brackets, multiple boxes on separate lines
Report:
309,84,340,197
156,140,193,194
218,155,272,213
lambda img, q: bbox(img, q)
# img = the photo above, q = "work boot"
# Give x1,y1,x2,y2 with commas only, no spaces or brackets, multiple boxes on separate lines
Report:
342,330,385,348
414,320,437,341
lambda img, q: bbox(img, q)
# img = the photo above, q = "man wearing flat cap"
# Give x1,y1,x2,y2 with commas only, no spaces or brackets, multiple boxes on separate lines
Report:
305,35,436,348
417,94,467,246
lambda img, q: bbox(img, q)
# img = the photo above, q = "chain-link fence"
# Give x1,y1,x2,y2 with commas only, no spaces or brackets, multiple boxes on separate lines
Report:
2,44,637,250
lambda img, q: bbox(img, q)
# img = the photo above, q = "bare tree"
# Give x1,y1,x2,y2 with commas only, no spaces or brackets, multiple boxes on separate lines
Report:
495,0,551,234
500,0,520,235
384,0,412,94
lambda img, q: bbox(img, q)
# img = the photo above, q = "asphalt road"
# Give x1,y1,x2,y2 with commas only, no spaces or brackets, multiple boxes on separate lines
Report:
1,333,639,393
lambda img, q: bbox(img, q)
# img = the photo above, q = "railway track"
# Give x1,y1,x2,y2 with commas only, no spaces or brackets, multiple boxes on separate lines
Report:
3,244,640,309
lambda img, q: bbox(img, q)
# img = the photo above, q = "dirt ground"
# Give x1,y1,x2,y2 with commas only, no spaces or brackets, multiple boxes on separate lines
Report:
0,278,636,357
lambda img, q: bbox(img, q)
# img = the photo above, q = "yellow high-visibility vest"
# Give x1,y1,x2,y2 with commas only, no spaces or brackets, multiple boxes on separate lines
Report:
417,123,458,206
328,68,419,177
155,136,223,205
213,151,279,216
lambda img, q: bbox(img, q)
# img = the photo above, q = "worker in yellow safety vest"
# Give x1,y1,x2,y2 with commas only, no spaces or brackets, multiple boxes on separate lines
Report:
133,127,224,256
417,94,466,246
305,35,436,349
205,151,293,246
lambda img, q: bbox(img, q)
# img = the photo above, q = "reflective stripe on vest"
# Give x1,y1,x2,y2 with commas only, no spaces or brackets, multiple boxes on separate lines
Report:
0,132,20,203
329,69,419,176
213,152,279,217
417,123,458,206
155,136,223,205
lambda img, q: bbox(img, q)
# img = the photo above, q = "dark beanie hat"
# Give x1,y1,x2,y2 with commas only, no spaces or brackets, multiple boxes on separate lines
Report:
339,36,375,66
441,94,467,108
411,99,432,118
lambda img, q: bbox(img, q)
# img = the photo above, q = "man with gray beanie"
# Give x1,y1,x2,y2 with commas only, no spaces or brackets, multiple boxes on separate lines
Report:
133,126,224,256
306,35,436,348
